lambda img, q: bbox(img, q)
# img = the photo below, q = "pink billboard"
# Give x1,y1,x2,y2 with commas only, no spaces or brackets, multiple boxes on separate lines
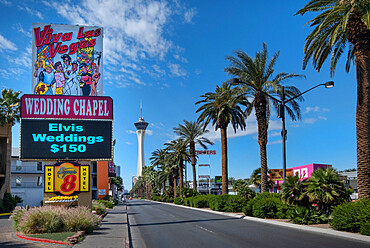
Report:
21,95,113,120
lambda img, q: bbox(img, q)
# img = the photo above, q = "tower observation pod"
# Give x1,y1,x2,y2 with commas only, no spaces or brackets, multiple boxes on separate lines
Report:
134,104,148,178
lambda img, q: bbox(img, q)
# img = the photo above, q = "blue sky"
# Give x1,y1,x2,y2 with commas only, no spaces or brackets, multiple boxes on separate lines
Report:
0,0,357,190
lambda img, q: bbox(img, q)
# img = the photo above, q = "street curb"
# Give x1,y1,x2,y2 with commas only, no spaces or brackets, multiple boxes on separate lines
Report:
124,203,130,248
0,213,12,216
144,200,370,243
16,231,72,245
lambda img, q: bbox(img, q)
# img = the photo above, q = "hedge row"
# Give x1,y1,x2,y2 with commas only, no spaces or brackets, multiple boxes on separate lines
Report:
330,199,370,236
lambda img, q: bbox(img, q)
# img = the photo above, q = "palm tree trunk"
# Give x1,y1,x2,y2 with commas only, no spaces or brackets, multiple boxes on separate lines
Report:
173,177,177,198
162,182,165,195
179,158,183,190
355,48,370,199
190,141,197,190
255,99,269,193
220,127,228,195
0,124,11,201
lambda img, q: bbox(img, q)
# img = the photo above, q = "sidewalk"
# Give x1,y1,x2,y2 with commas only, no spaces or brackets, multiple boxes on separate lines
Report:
74,203,129,248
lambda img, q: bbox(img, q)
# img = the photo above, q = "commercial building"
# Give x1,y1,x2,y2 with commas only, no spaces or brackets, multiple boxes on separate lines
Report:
10,148,43,207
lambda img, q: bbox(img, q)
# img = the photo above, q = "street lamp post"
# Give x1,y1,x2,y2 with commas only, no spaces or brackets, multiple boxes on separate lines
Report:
230,79,334,184
279,81,334,183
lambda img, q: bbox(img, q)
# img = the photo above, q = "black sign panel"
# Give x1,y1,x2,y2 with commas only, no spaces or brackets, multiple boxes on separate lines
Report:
21,119,112,160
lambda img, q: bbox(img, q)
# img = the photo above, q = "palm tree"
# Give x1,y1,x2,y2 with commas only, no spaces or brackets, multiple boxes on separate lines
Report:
0,89,21,202
306,167,351,213
225,43,304,193
150,149,168,193
281,175,310,207
296,0,370,199
250,167,274,191
165,138,190,192
196,82,249,194
174,120,213,190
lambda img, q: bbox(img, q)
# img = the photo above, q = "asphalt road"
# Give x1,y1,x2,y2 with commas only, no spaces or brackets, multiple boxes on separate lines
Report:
127,199,369,248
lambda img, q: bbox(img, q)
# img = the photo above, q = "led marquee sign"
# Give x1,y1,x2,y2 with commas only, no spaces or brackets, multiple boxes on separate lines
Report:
21,119,112,160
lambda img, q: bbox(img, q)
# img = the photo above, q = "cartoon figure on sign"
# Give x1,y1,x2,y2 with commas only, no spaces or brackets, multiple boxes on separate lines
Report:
91,62,100,96
79,63,92,96
63,61,80,95
35,65,55,95
61,54,72,79
53,61,66,95
33,58,44,79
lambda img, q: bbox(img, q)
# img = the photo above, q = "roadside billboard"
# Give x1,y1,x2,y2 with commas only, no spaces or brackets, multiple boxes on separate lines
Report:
44,162,90,196
21,94,113,120
32,23,103,96
270,169,294,181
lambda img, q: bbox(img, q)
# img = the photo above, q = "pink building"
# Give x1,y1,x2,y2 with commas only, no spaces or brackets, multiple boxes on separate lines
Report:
271,163,332,193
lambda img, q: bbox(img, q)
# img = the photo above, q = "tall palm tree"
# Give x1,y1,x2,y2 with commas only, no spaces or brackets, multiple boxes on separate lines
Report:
196,82,249,194
165,138,190,192
296,0,370,199
225,43,304,193
150,149,168,193
0,89,21,202
174,120,213,190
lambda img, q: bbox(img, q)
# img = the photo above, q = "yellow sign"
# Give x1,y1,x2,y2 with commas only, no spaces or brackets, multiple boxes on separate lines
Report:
270,169,293,181
44,162,90,195
44,166,54,192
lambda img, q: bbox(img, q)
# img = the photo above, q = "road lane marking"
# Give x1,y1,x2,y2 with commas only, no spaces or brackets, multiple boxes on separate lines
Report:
196,225,214,233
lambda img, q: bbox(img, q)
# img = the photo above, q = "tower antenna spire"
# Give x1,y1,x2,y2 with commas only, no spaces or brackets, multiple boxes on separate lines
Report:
140,100,142,119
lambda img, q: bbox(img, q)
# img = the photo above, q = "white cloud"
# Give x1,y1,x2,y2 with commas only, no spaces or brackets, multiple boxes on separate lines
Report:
318,116,327,120
0,33,17,52
13,23,32,38
268,140,282,145
304,106,330,114
125,141,133,145
168,63,187,77
0,0,12,6
184,8,197,23
146,129,153,136
202,115,281,142
46,0,191,88
18,6,43,19
303,118,317,124
127,130,136,134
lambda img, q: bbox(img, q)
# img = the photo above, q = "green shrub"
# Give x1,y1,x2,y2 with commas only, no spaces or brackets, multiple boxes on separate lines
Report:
92,201,106,215
9,207,27,231
0,193,23,213
290,206,329,225
244,193,290,219
63,207,100,234
207,195,247,212
17,206,64,234
151,195,161,201
97,200,114,209
183,197,192,207
174,197,183,205
192,195,209,208
179,187,199,198
331,199,370,235
103,195,118,205
11,206,101,234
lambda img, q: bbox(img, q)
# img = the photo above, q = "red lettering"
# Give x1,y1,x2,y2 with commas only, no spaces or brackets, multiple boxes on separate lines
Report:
59,45,68,54
77,27,84,39
88,39,96,47
45,34,52,45
80,40,89,49
62,32,72,42
49,42,61,58
94,29,101,37
34,25,51,47
85,30,94,38
68,42,79,55
61,175,77,192
52,33,62,43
